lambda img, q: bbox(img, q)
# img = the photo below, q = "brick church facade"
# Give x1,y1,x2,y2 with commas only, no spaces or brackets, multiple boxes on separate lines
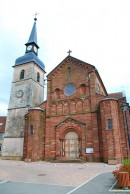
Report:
23,55,130,163
2,18,130,164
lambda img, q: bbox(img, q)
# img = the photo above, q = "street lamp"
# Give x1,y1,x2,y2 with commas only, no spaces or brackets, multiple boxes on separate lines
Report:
121,104,130,149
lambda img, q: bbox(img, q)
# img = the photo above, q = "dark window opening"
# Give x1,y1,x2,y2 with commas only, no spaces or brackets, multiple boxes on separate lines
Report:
68,67,71,82
108,119,112,130
20,70,25,80
0,144,2,152
37,72,40,82
30,125,34,135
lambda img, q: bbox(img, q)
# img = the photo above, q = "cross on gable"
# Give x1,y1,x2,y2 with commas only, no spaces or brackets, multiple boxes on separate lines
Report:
67,50,72,56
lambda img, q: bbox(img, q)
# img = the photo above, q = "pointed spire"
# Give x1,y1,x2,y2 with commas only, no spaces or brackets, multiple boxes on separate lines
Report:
26,16,38,47
15,14,45,71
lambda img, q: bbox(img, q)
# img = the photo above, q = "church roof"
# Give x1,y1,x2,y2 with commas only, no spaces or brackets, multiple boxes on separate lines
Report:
109,92,124,100
14,52,45,70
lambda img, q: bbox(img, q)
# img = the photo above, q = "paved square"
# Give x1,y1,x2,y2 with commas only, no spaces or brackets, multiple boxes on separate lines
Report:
0,160,122,194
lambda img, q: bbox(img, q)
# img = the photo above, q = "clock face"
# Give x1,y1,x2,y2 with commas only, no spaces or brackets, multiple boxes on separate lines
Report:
27,45,32,51
64,84,76,96
16,90,23,98
34,46,37,53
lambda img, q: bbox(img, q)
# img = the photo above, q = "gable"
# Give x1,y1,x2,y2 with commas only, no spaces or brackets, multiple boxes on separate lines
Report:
47,55,95,78
47,55,108,102
47,56,96,100
55,117,86,129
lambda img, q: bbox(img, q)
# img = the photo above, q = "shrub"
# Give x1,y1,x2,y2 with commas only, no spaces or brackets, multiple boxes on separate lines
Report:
112,158,130,180
120,164,130,175
122,158,130,165
119,158,130,176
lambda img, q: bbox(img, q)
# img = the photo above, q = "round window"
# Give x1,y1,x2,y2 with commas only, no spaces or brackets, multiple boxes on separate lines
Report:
64,84,76,96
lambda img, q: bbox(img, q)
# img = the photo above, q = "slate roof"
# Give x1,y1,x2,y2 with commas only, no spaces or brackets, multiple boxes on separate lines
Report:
26,19,38,46
14,52,45,70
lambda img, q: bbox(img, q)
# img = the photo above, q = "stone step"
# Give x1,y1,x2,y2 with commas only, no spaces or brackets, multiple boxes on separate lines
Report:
51,158,86,163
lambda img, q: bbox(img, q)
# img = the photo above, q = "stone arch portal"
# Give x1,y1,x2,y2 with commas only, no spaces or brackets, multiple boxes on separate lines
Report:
59,129,82,159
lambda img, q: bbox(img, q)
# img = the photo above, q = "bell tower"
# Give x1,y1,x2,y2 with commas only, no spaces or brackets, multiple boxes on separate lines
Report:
2,17,45,160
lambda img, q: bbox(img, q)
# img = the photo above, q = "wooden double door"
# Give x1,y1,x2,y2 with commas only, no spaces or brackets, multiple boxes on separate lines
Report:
65,131,79,158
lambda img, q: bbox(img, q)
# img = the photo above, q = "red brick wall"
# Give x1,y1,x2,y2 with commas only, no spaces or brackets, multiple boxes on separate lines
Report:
118,101,130,158
0,117,6,132
23,109,45,161
99,99,128,163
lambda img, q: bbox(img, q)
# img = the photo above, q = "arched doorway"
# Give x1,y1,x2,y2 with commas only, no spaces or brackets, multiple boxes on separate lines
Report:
65,131,79,158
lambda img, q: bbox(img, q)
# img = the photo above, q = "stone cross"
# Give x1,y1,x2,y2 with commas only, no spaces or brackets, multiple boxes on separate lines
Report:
67,50,72,56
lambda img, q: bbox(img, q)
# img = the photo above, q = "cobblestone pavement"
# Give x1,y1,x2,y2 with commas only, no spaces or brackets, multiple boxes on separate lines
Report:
0,159,122,194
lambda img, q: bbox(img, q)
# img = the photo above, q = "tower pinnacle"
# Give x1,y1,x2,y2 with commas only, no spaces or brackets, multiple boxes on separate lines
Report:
26,16,38,47
15,17,45,70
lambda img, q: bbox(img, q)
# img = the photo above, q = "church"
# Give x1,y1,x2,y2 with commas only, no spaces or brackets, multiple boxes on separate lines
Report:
2,17,130,164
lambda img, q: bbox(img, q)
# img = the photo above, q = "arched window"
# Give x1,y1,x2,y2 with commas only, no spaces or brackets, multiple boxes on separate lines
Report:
20,70,25,80
54,88,60,99
80,84,86,95
37,72,40,82
30,125,34,135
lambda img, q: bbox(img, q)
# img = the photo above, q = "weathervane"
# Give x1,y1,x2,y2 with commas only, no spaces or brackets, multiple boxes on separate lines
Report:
34,12,39,22
67,50,72,56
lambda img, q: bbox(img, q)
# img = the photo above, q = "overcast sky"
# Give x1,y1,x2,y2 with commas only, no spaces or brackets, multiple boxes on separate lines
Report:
0,0,130,116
